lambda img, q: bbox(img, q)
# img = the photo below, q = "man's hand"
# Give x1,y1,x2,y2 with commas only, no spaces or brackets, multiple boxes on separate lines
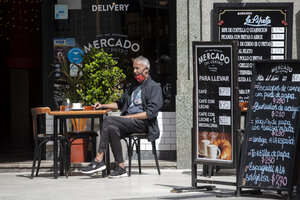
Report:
93,102,104,109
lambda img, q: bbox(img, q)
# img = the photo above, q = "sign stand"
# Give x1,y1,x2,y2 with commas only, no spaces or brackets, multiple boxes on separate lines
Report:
171,127,217,193
172,41,239,195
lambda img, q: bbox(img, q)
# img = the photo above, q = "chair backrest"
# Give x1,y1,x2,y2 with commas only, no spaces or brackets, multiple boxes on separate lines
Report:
59,105,95,132
31,107,51,140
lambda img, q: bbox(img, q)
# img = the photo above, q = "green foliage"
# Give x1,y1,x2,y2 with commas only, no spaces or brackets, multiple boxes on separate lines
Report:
109,52,134,83
77,48,126,105
51,55,82,103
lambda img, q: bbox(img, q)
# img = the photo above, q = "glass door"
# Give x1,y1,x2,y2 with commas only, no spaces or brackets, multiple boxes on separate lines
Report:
51,0,176,111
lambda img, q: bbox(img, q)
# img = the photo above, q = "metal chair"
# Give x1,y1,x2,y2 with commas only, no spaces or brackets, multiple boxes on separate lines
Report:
60,106,98,174
122,133,160,176
30,107,68,178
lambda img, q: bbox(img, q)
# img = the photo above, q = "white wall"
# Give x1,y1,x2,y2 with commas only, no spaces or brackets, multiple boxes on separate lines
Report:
45,112,177,157
140,112,176,151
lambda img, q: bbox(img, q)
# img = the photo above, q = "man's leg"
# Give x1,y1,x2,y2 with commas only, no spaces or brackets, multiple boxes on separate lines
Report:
80,117,121,174
103,116,147,177
81,116,147,174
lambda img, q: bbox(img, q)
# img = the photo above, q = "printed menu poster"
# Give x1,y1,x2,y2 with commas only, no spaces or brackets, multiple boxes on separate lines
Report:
194,42,236,164
213,3,293,103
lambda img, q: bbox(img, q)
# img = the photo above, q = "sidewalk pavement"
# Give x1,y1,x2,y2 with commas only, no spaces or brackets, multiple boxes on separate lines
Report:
0,162,289,200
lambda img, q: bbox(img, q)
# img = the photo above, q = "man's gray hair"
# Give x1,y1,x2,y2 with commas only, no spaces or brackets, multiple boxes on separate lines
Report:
134,56,150,69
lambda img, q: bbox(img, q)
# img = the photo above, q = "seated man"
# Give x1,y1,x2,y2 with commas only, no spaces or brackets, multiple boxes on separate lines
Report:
81,56,163,178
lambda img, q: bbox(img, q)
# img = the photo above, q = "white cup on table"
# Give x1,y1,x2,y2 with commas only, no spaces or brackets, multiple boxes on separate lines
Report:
72,103,82,110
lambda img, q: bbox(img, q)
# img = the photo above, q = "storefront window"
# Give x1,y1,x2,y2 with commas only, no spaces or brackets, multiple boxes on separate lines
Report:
52,0,176,111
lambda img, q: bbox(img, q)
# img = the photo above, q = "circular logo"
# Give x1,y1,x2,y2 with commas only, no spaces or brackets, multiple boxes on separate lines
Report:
67,47,84,64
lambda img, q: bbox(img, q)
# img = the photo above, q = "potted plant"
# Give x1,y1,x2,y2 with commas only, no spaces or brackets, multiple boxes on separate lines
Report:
52,55,83,105
52,48,126,163
77,48,126,105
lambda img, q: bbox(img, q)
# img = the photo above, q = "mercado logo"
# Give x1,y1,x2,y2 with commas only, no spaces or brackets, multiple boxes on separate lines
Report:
198,51,230,65
83,36,140,55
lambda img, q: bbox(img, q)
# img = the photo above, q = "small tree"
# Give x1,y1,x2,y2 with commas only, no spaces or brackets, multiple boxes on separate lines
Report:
77,49,126,105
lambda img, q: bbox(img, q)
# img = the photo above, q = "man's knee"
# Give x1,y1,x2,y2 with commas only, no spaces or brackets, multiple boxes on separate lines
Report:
103,116,123,127
103,116,114,127
107,124,121,137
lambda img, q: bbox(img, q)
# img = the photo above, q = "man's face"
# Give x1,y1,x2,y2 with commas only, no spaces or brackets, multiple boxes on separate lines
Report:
133,61,148,76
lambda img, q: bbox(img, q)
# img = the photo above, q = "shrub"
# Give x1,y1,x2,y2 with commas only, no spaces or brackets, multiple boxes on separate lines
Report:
77,49,126,105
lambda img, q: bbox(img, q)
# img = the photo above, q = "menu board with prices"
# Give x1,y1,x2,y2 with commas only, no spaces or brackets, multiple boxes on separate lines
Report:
193,42,238,165
238,60,300,195
213,3,293,103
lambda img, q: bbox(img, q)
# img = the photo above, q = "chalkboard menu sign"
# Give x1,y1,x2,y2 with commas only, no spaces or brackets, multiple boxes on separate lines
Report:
193,41,238,165
213,3,293,103
238,60,300,195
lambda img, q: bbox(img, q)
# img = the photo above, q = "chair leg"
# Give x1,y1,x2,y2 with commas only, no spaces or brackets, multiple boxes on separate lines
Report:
152,141,160,175
89,138,94,159
91,137,96,159
59,142,64,176
36,143,44,177
63,140,69,178
58,140,68,177
128,137,133,177
31,144,38,179
67,139,71,175
137,139,142,174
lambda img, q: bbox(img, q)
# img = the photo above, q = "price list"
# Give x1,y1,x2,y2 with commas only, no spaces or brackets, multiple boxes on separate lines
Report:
195,44,235,141
214,4,292,103
239,61,300,191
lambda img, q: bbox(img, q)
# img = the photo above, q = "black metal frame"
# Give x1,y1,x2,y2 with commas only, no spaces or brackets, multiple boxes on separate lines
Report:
192,41,239,187
52,113,108,179
62,117,98,175
31,109,68,179
122,133,160,176
41,0,55,108
297,170,300,199
172,41,238,193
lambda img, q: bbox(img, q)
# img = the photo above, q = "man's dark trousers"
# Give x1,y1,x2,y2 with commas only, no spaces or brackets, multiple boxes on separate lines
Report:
98,116,147,163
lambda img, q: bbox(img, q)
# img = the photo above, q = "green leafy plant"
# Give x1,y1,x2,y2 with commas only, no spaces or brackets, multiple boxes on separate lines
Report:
51,55,82,103
109,52,134,84
77,48,126,105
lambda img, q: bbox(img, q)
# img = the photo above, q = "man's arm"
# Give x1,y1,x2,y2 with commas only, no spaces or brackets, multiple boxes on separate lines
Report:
93,102,118,110
143,83,163,120
121,112,148,120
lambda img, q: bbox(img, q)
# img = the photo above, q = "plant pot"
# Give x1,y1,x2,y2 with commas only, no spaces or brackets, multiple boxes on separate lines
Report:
69,106,93,163
70,138,88,163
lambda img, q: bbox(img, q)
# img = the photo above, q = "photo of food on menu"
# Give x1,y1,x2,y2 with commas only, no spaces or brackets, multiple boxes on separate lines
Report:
197,131,232,161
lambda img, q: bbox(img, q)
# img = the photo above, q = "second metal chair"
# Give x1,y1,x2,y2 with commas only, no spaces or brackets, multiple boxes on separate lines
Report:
122,133,160,176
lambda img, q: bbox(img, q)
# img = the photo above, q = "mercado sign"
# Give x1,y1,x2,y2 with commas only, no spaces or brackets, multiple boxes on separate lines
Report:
83,34,140,54
84,0,140,55
213,3,293,103
193,41,238,166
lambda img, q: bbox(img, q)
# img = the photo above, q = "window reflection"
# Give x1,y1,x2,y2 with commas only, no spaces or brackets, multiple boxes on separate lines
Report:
53,0,176,111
